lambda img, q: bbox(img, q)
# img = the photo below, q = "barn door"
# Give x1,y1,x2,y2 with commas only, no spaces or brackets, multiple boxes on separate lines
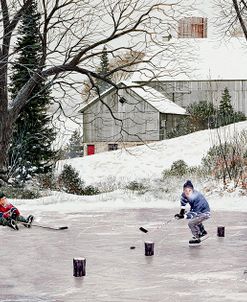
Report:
87,144,95,155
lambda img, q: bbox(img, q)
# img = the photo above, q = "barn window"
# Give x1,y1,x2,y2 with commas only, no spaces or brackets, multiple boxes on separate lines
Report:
178,17,207,38
108,143,118,151
119,97,127,104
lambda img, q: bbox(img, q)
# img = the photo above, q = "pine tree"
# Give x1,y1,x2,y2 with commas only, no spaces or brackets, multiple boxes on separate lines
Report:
187,101,217,131
218,88,234,126
58,164,84,194
67,129,83,158
96,45,112,93
9,0,56,182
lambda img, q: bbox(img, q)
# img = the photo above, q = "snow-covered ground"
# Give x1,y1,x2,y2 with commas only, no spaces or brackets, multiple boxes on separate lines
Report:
58,121,247,186
29,121,246,215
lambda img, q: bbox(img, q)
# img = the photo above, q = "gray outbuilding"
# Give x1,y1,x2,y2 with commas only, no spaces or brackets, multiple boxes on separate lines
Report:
80,82,187,155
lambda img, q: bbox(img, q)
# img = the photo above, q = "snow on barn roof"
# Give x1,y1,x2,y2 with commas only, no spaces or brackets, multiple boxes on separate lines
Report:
130,37,247,82
179,38,247,80
129,84,186,115
80,82,186,115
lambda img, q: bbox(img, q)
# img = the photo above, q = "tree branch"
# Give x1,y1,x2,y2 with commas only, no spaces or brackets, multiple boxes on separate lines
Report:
232,0,247,40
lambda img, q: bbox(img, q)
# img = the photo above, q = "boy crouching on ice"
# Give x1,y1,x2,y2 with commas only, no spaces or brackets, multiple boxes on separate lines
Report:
174,180,210,244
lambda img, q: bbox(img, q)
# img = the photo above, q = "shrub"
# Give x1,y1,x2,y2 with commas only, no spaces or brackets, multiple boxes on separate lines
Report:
186,101,217,131
167,117,192,138
125,181,148,193
202,131,247,186
37,172,57,190
0,186,41,199
166,160,188,176
58,164,84,194
162,160,207,183
232,111,246,123
167,101,218,139
83,185,100,195
19,189,41,199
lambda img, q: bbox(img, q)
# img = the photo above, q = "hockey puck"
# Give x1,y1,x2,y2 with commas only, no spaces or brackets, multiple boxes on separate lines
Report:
130,246,136,249
139,227,148,233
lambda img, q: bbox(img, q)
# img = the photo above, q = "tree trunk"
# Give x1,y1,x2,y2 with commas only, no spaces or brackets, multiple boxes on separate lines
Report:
0,113,12,182
0,60,10,183
232,0,247,41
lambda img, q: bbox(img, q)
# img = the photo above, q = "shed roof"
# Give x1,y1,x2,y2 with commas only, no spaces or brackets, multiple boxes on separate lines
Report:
80,82,186,115
130,85,186,115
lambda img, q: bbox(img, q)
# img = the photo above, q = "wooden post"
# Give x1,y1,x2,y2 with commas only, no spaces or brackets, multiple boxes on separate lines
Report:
145,241,154,256
73,258,86,277
217,226,225,237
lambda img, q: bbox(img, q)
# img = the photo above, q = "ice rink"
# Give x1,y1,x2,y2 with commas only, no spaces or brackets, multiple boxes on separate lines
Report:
0,208,246,302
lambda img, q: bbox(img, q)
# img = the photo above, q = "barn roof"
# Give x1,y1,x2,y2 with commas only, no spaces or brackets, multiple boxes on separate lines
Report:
129,38,247,82
80,82,187,115
129,85,186,115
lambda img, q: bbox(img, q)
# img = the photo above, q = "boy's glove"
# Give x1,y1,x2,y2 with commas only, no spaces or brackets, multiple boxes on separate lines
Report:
10,209,18,220
3,208,18,220
3,212,10,219
174,208,185,219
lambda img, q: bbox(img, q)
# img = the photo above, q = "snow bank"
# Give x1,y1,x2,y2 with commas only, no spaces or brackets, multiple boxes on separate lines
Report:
58,121,247,186
10,121,247,214
13,188,247,215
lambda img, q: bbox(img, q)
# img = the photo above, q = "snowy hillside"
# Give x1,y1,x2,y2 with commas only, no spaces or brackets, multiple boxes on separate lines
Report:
58,121,247,186
12,121,247,215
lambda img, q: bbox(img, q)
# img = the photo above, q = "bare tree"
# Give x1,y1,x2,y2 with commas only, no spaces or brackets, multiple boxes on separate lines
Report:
213,0,247,40
0,0,193,182
81,49,145,102
206,127,247,187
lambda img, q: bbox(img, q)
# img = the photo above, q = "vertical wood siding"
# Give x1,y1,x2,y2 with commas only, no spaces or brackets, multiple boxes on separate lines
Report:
83,88,161,142
149,80,247,115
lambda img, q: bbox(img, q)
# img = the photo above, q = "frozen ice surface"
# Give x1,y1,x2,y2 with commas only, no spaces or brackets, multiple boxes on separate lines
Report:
0,209,247,302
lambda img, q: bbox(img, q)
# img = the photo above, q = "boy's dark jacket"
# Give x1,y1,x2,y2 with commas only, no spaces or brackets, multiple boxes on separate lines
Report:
180,190,210,219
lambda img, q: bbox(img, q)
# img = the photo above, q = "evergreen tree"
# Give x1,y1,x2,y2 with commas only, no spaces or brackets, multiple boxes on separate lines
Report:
218,88,234,126
96,45,112,93
9,0,56,181
187,101,217,130
67,129,83,158
58,164,84,194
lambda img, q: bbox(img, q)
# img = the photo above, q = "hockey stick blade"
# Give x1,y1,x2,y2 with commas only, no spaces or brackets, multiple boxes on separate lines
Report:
139,227,148,233
20,222,68,230
139,218,175,234
57,226,68,230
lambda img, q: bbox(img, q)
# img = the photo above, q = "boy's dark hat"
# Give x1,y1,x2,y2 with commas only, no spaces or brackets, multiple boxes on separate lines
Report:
0,192,5,199
183,180,194,189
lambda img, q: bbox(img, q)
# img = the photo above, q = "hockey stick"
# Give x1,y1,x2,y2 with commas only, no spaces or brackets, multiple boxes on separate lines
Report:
20,222,68,230
139,218,175,233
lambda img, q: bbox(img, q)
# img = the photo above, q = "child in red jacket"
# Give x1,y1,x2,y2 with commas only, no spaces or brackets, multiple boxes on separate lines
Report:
0,192,34,230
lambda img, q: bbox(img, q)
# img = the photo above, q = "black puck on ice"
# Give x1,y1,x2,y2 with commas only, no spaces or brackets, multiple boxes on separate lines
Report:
130,246,136,249
139,227,148,233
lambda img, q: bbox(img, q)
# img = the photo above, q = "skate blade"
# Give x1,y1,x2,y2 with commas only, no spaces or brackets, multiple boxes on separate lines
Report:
189,242,201,247
201,235,209,241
